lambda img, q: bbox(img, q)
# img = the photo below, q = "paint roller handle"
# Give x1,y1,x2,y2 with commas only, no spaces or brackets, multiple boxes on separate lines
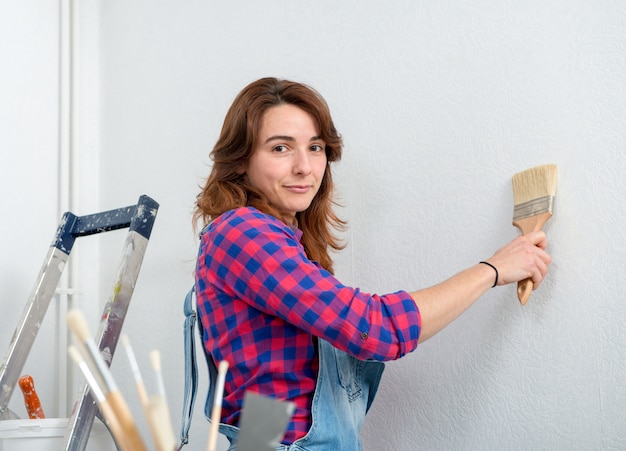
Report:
18,375,45,419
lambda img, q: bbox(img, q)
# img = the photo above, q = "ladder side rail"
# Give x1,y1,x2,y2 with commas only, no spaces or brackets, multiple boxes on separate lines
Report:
0,212,78,417
64,195,159,450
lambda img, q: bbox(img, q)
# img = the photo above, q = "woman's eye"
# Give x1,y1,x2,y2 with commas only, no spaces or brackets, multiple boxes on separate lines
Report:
310,144,324,152
273,145,288,152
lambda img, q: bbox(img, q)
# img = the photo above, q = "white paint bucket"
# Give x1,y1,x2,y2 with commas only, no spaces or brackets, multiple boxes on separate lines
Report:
0,418,116,450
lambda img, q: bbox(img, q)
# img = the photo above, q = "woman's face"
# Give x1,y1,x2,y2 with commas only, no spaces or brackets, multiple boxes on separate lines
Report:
246,104,327,222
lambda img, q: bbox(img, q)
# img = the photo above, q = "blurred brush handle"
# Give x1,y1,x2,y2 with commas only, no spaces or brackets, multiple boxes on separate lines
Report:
107,389,147,451
97,399,128,451
512,211,553,305
146,396,177,451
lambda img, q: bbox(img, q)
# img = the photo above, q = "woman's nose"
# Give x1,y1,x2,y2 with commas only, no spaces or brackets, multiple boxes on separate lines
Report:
293,150,312,175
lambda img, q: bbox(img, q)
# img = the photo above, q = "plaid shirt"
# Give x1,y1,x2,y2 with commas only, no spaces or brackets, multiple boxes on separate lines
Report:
196,207,421,443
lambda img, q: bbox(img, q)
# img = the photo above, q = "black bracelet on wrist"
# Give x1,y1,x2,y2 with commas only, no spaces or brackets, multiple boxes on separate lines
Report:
479,261,498,288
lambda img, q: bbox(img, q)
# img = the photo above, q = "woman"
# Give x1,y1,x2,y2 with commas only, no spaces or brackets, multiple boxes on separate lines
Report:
193,77,551,450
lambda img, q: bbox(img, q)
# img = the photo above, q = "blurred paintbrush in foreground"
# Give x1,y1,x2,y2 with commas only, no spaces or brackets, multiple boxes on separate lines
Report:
67,309,147,451
148,350,177,451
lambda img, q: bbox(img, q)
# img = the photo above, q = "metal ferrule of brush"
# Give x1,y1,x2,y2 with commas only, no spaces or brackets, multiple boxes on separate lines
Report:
513,195,554,221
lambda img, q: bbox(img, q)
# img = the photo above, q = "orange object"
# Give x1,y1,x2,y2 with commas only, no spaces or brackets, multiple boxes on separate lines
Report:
18,375,45,419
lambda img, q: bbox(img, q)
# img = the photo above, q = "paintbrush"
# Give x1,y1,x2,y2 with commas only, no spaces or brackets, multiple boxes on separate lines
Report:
122,335,168,450
149,350,177,451
512,163,558,305
121,334,149,407
68,345,129,451
207,360,229,451
66,309,147,451
145,394,177,451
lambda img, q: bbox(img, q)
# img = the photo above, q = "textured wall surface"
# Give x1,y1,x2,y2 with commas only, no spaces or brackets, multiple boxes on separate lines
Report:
2,1,625,450
96,2,626,449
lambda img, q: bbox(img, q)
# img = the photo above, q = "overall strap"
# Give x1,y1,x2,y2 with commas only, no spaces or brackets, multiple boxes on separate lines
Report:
178,286,199,449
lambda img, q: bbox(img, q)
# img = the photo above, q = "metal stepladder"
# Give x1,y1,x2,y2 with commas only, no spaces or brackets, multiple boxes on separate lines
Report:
0,194,159,450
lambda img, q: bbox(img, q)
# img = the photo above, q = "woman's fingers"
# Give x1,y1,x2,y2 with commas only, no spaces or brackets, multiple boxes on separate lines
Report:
490,232,551,286
525,230,547,250
531,245,552,288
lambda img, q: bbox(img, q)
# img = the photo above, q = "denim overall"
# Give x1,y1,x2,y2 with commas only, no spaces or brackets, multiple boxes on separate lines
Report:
181,288,386,451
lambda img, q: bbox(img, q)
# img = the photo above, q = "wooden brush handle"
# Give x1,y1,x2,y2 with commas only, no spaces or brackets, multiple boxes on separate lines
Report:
146,396,177,451
97,399,129,451
107,390,147,451
512,212,552,305
517,279,534,305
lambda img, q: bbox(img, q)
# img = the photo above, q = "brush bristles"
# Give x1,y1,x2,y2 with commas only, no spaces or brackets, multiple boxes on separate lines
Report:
67,345,84,366
67,309,92,343
150,350,161,372
512,164,558,205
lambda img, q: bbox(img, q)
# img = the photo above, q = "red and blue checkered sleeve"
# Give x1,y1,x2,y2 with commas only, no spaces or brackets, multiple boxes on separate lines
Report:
201,209,421,361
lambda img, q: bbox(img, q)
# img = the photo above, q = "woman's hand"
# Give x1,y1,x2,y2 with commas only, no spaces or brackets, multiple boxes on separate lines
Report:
486,231,551,288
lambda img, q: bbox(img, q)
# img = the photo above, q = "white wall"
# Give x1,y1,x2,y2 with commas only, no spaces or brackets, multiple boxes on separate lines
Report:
2,1,625,450
0,0,63,419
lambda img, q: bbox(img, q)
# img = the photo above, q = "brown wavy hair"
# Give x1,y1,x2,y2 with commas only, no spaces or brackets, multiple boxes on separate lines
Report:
194,77,346,273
